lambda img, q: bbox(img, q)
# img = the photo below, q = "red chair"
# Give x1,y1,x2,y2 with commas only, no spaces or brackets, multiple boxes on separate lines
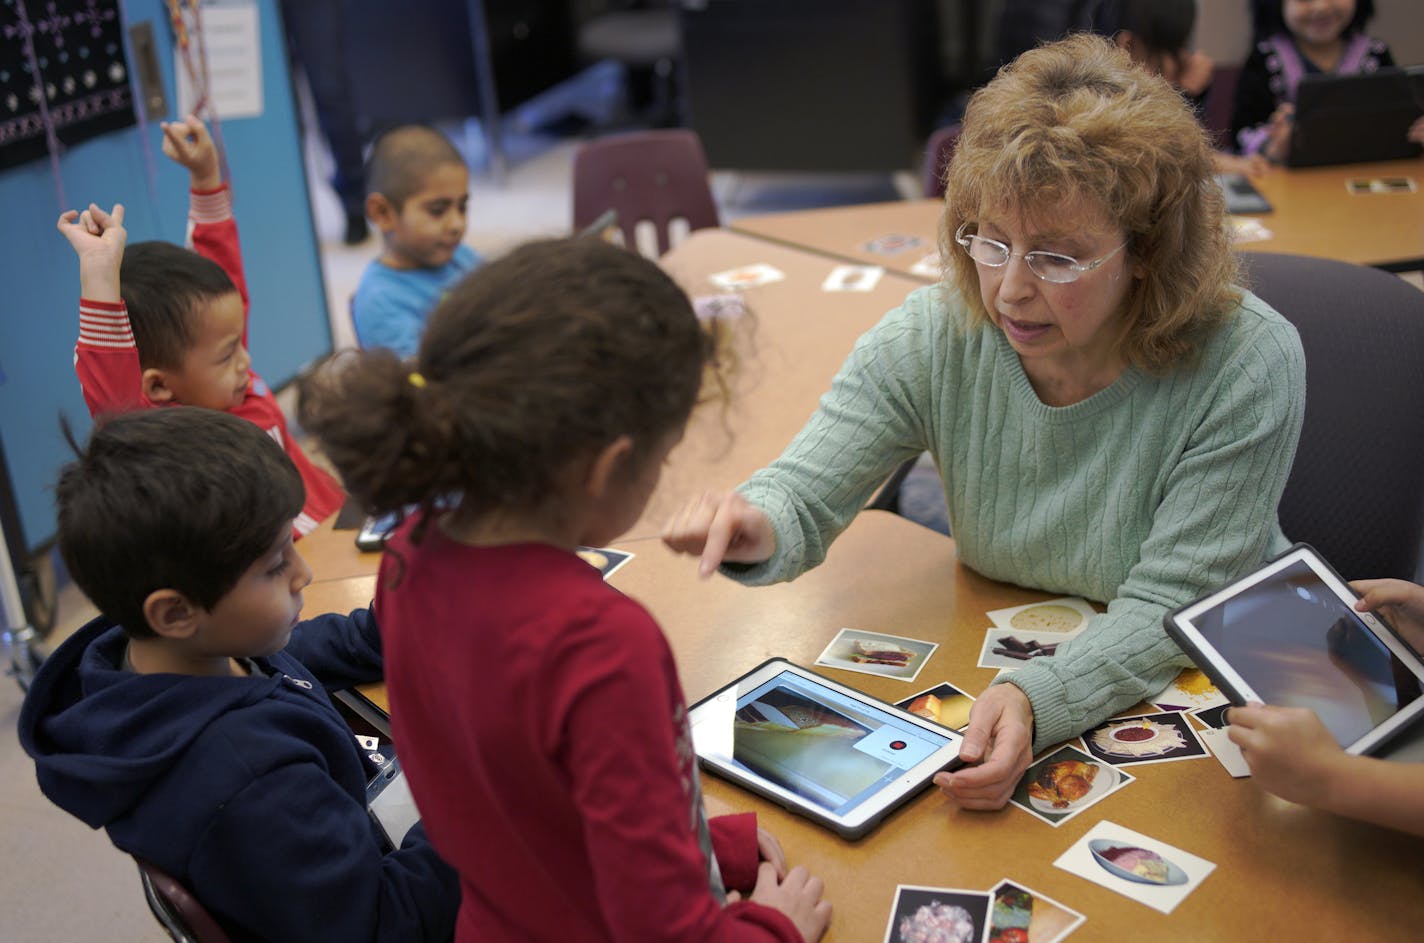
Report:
572,129,720,257
136,859,232,943
921,123,962,199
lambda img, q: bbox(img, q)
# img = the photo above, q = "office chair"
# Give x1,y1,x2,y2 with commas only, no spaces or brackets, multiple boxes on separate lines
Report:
571,129,720,257
921,123,962,199
137,859,232,943
1242,252,1424,580
1201,64,1242,150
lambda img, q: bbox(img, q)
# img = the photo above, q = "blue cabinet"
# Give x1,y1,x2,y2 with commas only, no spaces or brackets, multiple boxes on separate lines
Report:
0,0,329,554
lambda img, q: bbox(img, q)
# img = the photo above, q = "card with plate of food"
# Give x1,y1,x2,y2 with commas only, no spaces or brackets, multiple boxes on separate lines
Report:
1055,821,1215,914
1009,744,1134,826
815,627,937,682
1082,711,1208,767
986,597,1096,635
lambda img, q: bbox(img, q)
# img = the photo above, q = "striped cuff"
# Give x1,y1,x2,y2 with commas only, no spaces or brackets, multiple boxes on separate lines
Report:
78,300,135,348
190,185,233,224
294,511,321,537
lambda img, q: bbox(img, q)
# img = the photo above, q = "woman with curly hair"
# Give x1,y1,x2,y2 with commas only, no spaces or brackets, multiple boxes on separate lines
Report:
663,33,1306,810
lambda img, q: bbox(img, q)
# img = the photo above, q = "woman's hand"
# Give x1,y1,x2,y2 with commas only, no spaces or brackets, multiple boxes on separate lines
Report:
661,490,776,577
932,683,1034,810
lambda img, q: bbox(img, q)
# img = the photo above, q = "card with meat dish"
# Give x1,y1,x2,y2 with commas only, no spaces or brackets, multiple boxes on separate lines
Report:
815,628,937,682
1009,745,1135,827
1082,711,1208,767
895,681,975,731
977,628,1075,671
883,885,992,943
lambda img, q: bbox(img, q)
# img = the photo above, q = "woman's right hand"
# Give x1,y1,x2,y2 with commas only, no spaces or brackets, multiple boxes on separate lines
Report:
661,490,776,577
748,863,831,942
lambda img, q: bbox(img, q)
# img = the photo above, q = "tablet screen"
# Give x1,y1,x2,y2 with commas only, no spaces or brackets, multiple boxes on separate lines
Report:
1180,555,1422,750
691,663,957,826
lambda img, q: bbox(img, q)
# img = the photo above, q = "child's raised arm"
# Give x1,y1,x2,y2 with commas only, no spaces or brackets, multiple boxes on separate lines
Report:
160,114,221,191
56,203,126,304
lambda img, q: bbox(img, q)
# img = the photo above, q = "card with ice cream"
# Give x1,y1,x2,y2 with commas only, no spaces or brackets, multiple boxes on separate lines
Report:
1055,820,1215,914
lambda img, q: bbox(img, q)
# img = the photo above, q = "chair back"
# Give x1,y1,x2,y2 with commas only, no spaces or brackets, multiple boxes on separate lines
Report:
921,123,962,198
1241,252,1424,580
137,859,232,943
572,129,720,257
1202,64,1241,151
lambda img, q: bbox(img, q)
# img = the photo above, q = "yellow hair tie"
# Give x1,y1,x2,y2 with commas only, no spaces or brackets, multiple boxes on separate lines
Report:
408,372,427,389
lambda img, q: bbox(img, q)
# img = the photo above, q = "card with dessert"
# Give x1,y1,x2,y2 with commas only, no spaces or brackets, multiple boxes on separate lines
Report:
814,627,937,682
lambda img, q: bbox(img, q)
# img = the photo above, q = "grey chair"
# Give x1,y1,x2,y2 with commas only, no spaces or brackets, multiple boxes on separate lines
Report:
1242,252,1424,581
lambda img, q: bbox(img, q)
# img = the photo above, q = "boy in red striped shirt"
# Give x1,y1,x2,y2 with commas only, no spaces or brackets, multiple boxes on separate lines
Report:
58,115,342,537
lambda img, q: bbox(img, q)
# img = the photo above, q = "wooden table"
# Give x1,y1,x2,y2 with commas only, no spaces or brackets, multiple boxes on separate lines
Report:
293,228,1424,941
302,511,1424,943
730,158,1424,276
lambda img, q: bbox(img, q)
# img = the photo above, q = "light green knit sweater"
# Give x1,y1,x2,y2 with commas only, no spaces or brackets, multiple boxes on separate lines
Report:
733,283,1306,751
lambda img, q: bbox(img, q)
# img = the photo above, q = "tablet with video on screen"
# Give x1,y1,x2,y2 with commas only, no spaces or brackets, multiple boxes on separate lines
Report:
1164,544,1424,756
688,658,962,839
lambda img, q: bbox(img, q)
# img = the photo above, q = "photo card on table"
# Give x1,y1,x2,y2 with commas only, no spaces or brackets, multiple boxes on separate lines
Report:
986,597,1096,635
1054,820,1215,915
977,628,1075,671
895,681,975,731
1082,712,1208,767
989,879,1086,943
884,885,992,943
1008,744,1135,827
575,547,634,580
815,627,937,682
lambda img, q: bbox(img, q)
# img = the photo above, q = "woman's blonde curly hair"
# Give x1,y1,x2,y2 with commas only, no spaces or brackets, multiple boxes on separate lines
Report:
941,33,1238,373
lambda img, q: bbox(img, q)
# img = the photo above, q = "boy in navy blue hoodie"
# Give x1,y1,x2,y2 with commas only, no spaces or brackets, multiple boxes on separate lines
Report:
18,407,458,942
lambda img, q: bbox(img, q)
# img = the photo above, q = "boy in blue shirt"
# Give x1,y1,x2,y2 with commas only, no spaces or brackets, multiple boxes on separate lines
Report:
18,407,458,942
353,125,480,357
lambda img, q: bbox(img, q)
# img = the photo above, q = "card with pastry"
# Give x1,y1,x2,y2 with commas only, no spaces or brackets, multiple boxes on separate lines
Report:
1008,744,1134,827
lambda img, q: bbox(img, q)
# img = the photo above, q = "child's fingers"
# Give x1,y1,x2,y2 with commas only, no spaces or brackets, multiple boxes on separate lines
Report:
108,203,125,228
1351,579,1415,612
57,209,79,229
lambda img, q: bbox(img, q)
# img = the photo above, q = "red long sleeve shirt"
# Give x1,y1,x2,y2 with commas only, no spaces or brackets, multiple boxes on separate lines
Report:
74,186,344,536
377,523,803,943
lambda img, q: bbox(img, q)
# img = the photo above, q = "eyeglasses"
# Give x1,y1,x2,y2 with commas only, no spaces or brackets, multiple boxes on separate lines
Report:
954,223,1128,284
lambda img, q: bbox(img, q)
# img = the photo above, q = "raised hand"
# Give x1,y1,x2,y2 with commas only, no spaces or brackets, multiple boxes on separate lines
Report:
160,113,221,190
57,203,127,303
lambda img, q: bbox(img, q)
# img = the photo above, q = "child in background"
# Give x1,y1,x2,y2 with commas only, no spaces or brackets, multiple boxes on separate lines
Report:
18,407,459,942
1228,578,1424,837
1105,0,1271,176
352,125,480,358
1230,0,1423,162
299,238,832,942
56,114,344,537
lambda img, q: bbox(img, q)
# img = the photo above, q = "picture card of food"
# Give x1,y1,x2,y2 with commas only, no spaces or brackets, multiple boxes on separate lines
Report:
1009,745,1135,827
1149,667,1228,713
987,597,1096,635
821,264,885,292
708,263,786,290
575,547,634,579
1054,820,1215,914
977,629,1075,672
1082,712,1208,767
861,233,924,256
895,681,975,731
989,880,1086,943
1189,703,1229,731
815,628,937,682
883,885,992,943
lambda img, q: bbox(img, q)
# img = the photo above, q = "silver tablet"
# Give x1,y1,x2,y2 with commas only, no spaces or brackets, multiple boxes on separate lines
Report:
1165,544,1424,756
688,659,963,839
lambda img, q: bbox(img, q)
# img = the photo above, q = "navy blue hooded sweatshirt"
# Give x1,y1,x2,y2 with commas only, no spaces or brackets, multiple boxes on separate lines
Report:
18,607,458,942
